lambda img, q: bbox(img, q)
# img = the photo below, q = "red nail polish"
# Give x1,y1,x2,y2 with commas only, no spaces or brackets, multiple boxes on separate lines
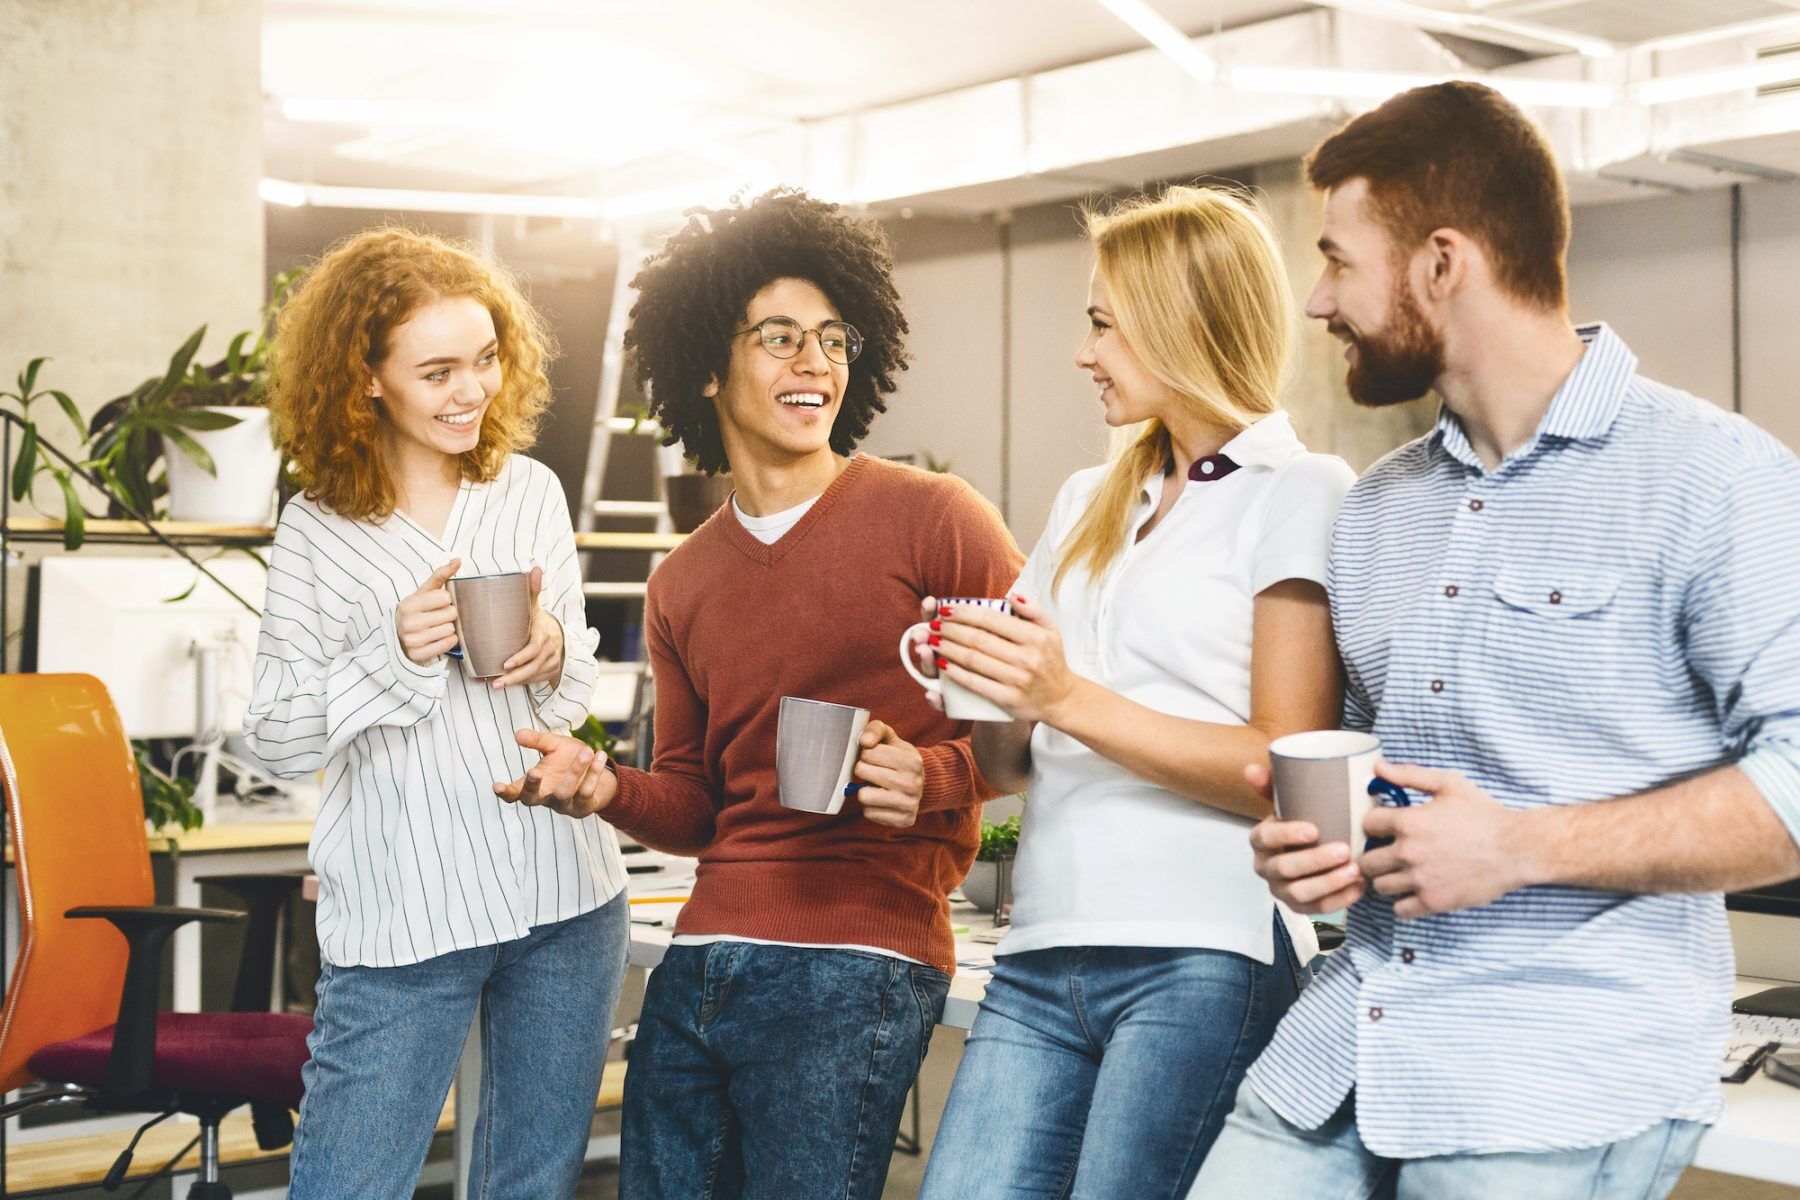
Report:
928,619,942,632
928,635,941,647
935,656,948,668
938,604,953,614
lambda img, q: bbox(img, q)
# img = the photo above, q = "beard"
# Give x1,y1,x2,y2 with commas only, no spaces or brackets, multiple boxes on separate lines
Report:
1339,281,1445,408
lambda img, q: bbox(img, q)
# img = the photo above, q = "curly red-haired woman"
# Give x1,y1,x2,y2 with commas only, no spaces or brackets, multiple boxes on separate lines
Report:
244,227,626,1200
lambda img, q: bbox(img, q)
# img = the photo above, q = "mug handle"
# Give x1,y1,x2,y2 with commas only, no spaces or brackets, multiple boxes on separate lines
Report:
898,622,943,700
1362,778,1411,854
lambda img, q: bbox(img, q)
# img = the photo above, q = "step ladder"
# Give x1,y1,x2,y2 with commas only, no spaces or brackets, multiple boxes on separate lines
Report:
575,227,671,768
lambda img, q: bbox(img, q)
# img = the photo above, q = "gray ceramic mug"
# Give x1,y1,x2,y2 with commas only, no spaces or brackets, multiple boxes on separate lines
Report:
447,572,532,679
776,696,870,814
1268,730,1411,860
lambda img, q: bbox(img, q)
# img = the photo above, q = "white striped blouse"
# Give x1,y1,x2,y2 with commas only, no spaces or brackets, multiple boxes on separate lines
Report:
243,454,625,968
1248,324,1800,1157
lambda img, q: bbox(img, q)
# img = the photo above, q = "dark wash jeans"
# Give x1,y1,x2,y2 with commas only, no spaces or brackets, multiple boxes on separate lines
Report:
919,915,1309,1200
620,941,951,1200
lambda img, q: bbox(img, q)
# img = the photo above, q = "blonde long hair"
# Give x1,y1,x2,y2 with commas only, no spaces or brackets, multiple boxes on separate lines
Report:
1052,186,1294,595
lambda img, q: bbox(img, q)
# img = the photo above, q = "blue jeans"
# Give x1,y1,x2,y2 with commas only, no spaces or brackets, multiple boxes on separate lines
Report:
287,893,630,1200
1188,1081,1705,1200
920,919,1309,1200
620,942,951,1199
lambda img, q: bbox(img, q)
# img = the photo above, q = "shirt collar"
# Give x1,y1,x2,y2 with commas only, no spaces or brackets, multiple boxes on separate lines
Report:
1433,322,1637,468
1140,410,1306,501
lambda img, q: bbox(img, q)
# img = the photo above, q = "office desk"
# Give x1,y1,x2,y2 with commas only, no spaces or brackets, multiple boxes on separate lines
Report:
626,859,1800,1188
156,818,314,1013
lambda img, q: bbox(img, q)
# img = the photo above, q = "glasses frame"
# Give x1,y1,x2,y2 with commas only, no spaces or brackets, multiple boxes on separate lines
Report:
731,315,864,366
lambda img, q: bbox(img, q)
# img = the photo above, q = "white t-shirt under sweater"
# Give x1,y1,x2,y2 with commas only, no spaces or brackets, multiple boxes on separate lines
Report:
1002,411,1354,965
672,480,920,965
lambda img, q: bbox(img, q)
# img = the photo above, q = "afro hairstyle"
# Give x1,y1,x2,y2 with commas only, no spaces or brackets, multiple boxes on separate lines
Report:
622,188,909,476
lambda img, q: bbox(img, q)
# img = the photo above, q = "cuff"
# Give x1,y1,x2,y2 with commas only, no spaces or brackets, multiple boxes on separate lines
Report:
382,607,450,691
917,740,994,814
1738,743,1800,849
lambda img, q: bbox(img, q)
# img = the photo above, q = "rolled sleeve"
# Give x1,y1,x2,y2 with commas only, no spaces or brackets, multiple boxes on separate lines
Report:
1683,451,1800,853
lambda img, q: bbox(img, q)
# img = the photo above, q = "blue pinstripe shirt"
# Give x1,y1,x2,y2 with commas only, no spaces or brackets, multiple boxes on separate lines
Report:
1247,324,1800,1156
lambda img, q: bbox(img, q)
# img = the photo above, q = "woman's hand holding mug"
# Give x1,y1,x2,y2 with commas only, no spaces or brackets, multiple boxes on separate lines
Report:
396,558,462,665
487,566,565,690
926,594,1079,724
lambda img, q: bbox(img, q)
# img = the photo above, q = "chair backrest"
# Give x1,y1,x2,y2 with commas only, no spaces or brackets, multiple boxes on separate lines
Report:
0,674,153,1092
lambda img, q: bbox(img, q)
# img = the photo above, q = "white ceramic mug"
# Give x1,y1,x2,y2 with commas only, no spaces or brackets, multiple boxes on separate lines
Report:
898,597,1015,722
1268,730,1411,860
776,696,870,815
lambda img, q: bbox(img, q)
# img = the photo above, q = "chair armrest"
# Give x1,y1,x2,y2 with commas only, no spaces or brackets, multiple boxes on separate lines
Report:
66,905,245,1101
191,873,309,1013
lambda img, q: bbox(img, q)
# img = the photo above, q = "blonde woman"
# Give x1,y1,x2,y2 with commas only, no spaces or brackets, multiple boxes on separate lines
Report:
917,188,1354,1199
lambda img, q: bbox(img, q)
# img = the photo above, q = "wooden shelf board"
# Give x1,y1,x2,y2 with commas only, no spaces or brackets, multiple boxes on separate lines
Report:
3,518,275,543
4,1061,626,1192
574,531,685,551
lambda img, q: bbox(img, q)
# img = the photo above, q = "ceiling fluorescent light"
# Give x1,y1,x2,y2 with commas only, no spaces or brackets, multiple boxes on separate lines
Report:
1633,14,1800,55
1304,0,1614,58
258,178,602,219
278,97,494,127
1227,67,1615,109
1091,0,1216,83
258,178,308,207
1635,55,1800,106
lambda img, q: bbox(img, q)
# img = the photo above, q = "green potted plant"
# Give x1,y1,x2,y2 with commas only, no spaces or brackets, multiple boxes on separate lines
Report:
135,739,206,842
89,268,304,525
1,357,90,548
962,812,1020,913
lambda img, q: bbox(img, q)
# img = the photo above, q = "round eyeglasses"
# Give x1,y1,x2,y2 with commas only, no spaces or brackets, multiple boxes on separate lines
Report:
732,316,863,366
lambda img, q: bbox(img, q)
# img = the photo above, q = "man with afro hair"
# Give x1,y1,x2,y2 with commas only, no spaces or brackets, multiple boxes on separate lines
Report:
497,189,1022,1198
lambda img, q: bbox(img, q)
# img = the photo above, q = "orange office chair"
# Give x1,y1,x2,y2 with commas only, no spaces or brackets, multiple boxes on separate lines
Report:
0,674,312,1199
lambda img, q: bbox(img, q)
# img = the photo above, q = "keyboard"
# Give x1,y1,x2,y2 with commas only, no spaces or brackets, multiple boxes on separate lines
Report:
1722,1011,1800,1083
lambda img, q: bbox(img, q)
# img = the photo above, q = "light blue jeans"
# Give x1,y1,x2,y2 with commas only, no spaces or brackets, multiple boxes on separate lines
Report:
920,920,1309,1200
1188,1080,1705,1200
286,893,629,1200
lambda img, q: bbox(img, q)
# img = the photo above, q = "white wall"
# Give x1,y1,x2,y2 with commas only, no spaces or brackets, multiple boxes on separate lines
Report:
1567,189,1736,408
1742,180,1800,451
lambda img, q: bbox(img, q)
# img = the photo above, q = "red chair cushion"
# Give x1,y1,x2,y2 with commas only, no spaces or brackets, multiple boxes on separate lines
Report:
27,1012,312,1110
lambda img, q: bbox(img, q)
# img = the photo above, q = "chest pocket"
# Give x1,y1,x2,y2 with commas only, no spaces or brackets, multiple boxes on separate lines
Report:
1488,564,1624,712
1493,566,1618,619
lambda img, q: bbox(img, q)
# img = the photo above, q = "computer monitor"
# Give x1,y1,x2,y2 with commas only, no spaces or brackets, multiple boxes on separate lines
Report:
1728,881,1800,1018
34,555,267,739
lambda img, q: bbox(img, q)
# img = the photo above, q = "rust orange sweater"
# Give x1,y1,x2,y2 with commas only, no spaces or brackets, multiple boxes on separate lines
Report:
604,456,1023,973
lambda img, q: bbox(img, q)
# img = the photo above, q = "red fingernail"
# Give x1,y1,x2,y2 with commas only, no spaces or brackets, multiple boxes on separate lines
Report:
929,620,942,632
935,656,948,668
928,635,941,646
939,604,953,615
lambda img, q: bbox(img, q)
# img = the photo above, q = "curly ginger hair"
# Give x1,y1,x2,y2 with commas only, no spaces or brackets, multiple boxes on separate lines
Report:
269,226,554,521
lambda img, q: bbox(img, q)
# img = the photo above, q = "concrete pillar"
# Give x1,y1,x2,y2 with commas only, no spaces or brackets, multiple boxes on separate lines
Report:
0,0,264,425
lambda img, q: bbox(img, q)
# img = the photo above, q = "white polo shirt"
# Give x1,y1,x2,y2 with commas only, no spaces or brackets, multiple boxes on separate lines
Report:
1002,411,1355,965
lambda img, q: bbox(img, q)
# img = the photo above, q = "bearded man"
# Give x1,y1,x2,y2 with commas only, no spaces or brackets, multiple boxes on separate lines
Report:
1190,81,1800,1200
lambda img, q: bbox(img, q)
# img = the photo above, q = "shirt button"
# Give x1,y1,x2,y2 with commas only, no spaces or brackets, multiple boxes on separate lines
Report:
1369,1006,1384,1022
1200,460,1215,474
1401,948,1416,964
1468,499,1484,512
1548,589,1562,605
1443,585,1459,598
1429,679,1445,694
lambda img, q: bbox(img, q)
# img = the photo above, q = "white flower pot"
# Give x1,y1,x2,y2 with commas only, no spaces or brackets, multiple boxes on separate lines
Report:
962,860,999,912
163,407,280,525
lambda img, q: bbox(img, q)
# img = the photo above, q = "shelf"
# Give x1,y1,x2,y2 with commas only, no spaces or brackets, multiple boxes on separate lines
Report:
3,517,274,545
2,520,680,552
573,531,685,551
584,581,649,599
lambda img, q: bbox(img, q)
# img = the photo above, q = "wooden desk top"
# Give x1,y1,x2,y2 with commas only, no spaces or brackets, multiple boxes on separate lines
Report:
146,819,314,854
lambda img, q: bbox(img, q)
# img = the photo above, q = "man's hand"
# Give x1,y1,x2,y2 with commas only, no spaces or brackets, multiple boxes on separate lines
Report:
396,558,461,665
1360,761,1537,919
1246,763,1366,913
488,566,565,690
853,719,925,829
933,594,1078,725
494,728,616,819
